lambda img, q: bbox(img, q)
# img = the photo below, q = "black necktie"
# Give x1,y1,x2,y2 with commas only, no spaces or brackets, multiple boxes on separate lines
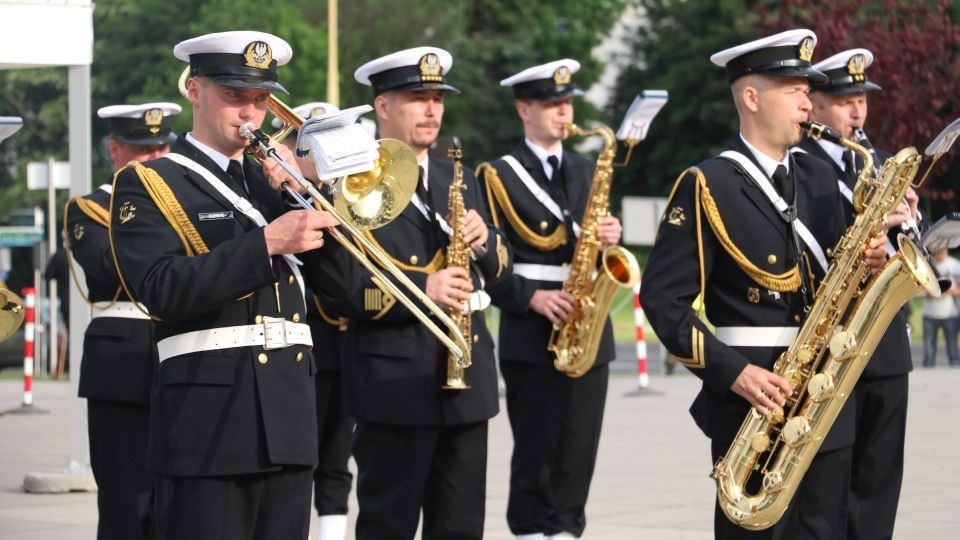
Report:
415,166,432,218
226,160,248,196
842,150,858,188
772,165,791,202
547,155,575,237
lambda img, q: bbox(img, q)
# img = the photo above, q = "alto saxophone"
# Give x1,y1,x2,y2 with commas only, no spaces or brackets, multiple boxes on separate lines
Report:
443,138,472,390
712,121,942,529
548,123,640,378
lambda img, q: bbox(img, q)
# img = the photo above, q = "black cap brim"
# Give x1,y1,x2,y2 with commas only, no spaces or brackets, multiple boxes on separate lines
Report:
816,81,882,95
763,66,829,85
116,132,177,146
211,75,288,94
381,82,460,95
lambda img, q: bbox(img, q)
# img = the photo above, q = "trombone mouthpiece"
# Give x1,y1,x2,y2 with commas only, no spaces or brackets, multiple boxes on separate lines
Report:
238,122,257,141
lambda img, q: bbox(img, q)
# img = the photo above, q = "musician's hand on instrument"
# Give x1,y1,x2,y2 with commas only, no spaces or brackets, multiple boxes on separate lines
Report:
264,209,339,255
732,364,793,415
530,289,577,325
596,215,622,246
461,209,489,252
427,267,473,311
862,236,888,274
262,142,306,193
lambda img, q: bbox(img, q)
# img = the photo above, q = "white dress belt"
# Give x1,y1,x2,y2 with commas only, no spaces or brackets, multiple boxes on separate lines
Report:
157,317,313,363
513,263,570,283
90,301,151,320
714,326,799,348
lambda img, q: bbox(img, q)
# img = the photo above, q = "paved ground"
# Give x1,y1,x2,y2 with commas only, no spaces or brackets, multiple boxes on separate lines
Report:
0,352,958,539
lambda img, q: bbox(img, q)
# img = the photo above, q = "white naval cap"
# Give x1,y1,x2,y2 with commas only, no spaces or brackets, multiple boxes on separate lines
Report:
173,31,293,94
271,101,341,130
500,59,583,101
710,29,827,84
0,117,23,144
354,46,459,95
811,48,882,95
97,102,182,145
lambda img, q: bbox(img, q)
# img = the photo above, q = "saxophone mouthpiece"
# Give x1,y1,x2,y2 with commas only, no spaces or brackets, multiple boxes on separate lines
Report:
800,121,844,144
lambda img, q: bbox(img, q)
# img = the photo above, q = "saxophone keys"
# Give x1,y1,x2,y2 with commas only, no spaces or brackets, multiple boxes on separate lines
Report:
782,416,811,445
828,329,857,358
807,372,835,401
750,433,771,453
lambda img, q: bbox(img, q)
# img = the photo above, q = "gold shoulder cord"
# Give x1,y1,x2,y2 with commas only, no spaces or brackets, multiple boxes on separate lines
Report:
475,161,568,251
62,197,123,310
696,169,801,292
359,230,444,274
312,294,348,332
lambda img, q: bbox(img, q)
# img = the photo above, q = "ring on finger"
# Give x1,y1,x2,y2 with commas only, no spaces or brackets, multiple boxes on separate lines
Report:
754,390,765,400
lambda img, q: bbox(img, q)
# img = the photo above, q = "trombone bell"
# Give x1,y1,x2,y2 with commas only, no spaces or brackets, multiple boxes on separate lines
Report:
334,139,418,230
0,289,25,343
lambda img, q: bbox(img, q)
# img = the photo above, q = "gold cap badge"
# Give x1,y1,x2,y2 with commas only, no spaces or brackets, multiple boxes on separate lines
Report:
797,37,815,63
243,41,273,70
847,53,866,83
143,108,163,134
553,66,572,86
419,53,443,83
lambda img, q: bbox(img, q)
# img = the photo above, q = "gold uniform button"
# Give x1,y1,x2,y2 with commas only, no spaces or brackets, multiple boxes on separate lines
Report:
296,352,304,362
794,314,802,323
767,254,777,264
473,334,479,343
255,315,263,324
258,353,269,365
292,313,301,323
409,255,419,265
539,220,548,230
288,274,295,285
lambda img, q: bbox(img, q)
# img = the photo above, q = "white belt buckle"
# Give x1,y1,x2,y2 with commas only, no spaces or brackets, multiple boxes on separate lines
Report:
262,317,289,350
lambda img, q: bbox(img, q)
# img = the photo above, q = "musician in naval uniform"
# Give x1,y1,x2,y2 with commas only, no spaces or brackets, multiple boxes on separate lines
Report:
108,31,356,540
274,102,355,540
66,101,179,540
796,48,918,540
326,46,507,539
474,59,621,540
641,29,888,539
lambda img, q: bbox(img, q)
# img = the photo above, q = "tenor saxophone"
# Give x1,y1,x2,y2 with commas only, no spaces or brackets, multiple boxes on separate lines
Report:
712,122,942,529
443,139,472,390
548,123,640,378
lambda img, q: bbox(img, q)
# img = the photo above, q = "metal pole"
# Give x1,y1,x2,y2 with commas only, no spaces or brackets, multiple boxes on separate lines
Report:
67,64,92,472
327,0,339,107
47,156,59,378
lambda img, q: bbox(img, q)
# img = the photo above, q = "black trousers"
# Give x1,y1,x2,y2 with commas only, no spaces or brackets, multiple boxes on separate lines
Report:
500,361,608,537
87,399,153,540
154,466,313,540
711,440,852,539
847,374,908,540
314,371,354,516
352,420,488,540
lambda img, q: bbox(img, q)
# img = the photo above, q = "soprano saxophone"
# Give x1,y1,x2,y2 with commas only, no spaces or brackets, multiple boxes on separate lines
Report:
712,121,942,529
548,123,640,378
443,138,472,390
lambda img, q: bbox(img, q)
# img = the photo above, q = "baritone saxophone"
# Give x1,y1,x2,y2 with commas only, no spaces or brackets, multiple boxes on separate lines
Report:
712,121,947,530
548,123,640,378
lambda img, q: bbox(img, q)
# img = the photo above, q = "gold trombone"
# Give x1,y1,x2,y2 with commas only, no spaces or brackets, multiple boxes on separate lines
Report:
178,68,470,361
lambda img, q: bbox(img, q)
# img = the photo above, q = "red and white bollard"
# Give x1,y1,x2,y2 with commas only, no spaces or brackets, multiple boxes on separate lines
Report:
22,286,36,406
633,282,649,389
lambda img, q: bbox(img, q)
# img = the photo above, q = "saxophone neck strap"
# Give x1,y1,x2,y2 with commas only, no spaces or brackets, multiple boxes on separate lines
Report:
719,150,828,273
162,152,305,299
499,154,581,238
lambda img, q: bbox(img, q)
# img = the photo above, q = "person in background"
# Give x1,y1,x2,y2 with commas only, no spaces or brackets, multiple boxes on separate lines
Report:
923,248,960,367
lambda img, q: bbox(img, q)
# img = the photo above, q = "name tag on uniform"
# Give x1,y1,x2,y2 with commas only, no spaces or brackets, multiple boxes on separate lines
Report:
198,211,234,221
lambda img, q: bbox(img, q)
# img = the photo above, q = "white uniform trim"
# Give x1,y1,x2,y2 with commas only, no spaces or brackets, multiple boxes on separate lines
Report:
162,153,306,300
157,318,312,363
500,155,581,238
513,263,570,282
714,326,799,348
719,150,829,273
90,301,151,320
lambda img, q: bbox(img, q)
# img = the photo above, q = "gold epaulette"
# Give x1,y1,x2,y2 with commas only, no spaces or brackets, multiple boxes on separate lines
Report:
694,168,800,292
476,161,568,251
72,196,110,228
